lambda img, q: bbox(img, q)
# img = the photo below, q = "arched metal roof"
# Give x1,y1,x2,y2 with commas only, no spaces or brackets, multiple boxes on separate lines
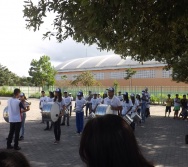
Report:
55,55,164,72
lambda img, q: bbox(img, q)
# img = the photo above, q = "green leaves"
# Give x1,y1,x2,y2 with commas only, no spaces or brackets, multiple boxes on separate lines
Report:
23,0,188,83
71,71,100,87
28,55,57,87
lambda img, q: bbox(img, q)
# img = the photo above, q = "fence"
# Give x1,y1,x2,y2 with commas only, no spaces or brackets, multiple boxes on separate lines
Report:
0,86,42,98
1,86,188,103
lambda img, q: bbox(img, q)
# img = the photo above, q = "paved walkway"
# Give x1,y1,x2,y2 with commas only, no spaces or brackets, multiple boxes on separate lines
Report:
0,98,188,167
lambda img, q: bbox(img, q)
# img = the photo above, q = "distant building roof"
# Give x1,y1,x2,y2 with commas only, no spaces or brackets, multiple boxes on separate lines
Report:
55,55,164,72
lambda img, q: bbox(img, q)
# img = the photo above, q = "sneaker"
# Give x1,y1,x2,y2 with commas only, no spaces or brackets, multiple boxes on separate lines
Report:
7,145,13,149
19,136,24,141
44,128,50,131
67,124,70,126
53,140,58,145
14,146,21,150
61,123,65,126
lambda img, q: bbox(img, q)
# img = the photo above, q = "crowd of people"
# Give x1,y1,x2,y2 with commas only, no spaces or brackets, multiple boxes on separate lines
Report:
3,86,154,167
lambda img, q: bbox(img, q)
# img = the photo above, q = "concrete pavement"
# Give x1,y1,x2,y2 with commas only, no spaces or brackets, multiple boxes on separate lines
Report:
0,98,188,167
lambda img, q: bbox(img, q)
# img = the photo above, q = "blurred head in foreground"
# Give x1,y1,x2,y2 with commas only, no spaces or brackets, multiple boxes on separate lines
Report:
0,149,30,167
79,114,154,167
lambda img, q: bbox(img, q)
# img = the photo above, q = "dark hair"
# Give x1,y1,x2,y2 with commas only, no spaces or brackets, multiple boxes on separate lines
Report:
79,115,153,167
49,91,54,98
41,91,45,93
54,92,62,102
103,93,107,99
136,94,141,101
123,94,129,103
0,149,30,167
131,96,135,105
13,88,20,96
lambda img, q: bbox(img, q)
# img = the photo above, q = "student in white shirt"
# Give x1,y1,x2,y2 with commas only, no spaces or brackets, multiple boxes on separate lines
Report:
7,88,22,150
61,91,71,126
69,93,74,116
97,93,103,104
121,92,133,116
91,93,100,113
104,87,122,115
39,91,48,123
53,88,65,144
130,93,139,115
75,92,87,134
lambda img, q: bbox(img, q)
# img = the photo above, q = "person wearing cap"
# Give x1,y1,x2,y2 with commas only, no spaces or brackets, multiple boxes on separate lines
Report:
53,88,65,144
19,93,30,141
61,91,71,126
68,93,73,116
85,91,93,118
173,94,181,119
75,92,87,134
136,94,142,116
97,93,103,104
121,92,133,116
144,87,151,118
39,91,48,123
165,94,173,117
90,93,100,113
130,93,139,115
101,91,108,104
104,87,122,115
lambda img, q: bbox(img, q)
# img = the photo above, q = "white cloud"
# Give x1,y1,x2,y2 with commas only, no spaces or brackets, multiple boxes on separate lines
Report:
0,1,116,77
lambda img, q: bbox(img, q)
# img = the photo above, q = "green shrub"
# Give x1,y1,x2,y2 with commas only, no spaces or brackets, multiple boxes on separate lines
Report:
0,86,13,97
29,92,41,98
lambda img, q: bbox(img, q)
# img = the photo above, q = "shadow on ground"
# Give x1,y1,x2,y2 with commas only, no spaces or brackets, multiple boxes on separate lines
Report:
135,115,188,167
1,114,188,167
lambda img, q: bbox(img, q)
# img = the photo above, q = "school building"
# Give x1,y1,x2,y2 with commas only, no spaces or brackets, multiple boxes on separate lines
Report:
55,55,187,87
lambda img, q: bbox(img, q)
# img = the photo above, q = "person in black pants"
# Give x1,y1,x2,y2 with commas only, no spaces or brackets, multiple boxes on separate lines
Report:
7,88,22,150
85,91,92,118
53,88,65,144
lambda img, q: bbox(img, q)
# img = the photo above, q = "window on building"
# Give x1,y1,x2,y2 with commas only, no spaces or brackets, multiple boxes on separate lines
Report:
93,73,104,80
55,75,62,81
162,70,172,78
132,70,155,78
110,72,127,79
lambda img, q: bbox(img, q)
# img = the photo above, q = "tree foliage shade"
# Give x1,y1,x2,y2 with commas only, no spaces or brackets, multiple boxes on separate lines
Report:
28,55,57,87
124,68,137,80
0,64,33,86
71,71,100,87
23,0,188,83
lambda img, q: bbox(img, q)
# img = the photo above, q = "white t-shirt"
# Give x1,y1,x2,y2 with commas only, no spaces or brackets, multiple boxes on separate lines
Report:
69,96,73,106
122,100,133,115
8,98,21,122
97,97,103,104
47,97,54,102
39,96,48,109
64,96,71,110
75,98,86,111
131,99,139,113
174,98,181,107
136,99,142,109
54,98,65,111
91,98,100,110
104,96,122,115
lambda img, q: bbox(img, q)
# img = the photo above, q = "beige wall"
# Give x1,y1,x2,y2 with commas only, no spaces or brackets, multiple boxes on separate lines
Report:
56,66,187,86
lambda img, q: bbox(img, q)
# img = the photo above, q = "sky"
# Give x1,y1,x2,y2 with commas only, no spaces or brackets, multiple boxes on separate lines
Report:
0,1,115,77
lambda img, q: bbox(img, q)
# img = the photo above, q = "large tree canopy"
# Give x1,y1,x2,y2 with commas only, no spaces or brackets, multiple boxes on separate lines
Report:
23,0,188,83
29,55,57,87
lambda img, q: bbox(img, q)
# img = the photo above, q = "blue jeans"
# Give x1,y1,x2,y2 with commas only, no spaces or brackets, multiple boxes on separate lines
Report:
141,103,146,122
76,112,84,133
20,113,26,137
